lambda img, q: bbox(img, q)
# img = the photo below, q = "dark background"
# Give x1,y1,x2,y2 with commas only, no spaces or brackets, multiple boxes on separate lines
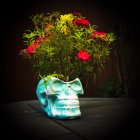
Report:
1,0,140,103
1,1,140,140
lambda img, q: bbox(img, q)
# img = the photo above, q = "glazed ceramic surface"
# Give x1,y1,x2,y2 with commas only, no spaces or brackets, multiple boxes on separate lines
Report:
36,77,84,119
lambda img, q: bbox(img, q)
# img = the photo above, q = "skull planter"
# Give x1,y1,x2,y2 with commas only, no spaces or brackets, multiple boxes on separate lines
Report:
36,77,84,119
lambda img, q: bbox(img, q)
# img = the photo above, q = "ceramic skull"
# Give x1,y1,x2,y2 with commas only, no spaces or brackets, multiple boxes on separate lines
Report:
36,77,84,119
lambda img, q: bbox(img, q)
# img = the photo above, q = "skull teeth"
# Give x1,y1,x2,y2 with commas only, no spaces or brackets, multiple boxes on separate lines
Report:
56,100,79,105
54,99,80,108
56,106,80,109
57,99,79,104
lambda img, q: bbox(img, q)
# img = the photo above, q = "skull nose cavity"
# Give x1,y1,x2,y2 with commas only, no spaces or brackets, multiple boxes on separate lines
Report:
67,84,71,87
66,84,71,90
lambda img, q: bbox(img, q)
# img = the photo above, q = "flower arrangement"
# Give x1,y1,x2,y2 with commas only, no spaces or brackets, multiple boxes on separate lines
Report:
20,11,116,82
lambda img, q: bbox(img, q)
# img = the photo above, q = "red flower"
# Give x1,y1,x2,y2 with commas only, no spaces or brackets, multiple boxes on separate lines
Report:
96,32,106,39
73,18,89,27
20,37,46,55
89,31,106,39
77,50,90,61
89,33,96,39
26,42,37,55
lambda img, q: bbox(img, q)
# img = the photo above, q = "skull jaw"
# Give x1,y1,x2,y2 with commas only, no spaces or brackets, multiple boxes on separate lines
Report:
45,106,82,119
43,99,82,119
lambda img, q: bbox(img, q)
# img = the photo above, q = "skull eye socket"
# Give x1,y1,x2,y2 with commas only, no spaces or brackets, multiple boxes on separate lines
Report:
70,81,82,92
52,80,64,92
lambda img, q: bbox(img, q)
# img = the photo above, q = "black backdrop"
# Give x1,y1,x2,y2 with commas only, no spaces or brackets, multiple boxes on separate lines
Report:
1,1,140,140
1,0,140,102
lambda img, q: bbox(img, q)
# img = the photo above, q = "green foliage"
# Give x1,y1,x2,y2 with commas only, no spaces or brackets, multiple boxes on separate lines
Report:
19,11,116,81
94,78,125,97
39,73,64,84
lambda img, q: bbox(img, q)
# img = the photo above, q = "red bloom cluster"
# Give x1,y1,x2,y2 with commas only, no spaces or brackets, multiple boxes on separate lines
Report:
26,42,37,55
20,37,45,55
73,18,89,27
77,50,90,61
89,31,106,39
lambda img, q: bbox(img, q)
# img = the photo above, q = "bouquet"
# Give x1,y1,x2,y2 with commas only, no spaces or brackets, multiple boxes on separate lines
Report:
20,11,116,82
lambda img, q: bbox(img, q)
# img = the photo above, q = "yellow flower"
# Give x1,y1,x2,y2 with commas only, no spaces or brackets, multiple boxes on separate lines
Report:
56,14,74,35
60,14,74,23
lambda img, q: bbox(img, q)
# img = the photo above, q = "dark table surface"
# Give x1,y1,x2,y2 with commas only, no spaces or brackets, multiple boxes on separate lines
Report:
2,98,140,140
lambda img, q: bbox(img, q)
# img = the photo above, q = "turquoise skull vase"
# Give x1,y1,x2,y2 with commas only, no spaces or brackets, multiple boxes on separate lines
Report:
36,77,84,119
